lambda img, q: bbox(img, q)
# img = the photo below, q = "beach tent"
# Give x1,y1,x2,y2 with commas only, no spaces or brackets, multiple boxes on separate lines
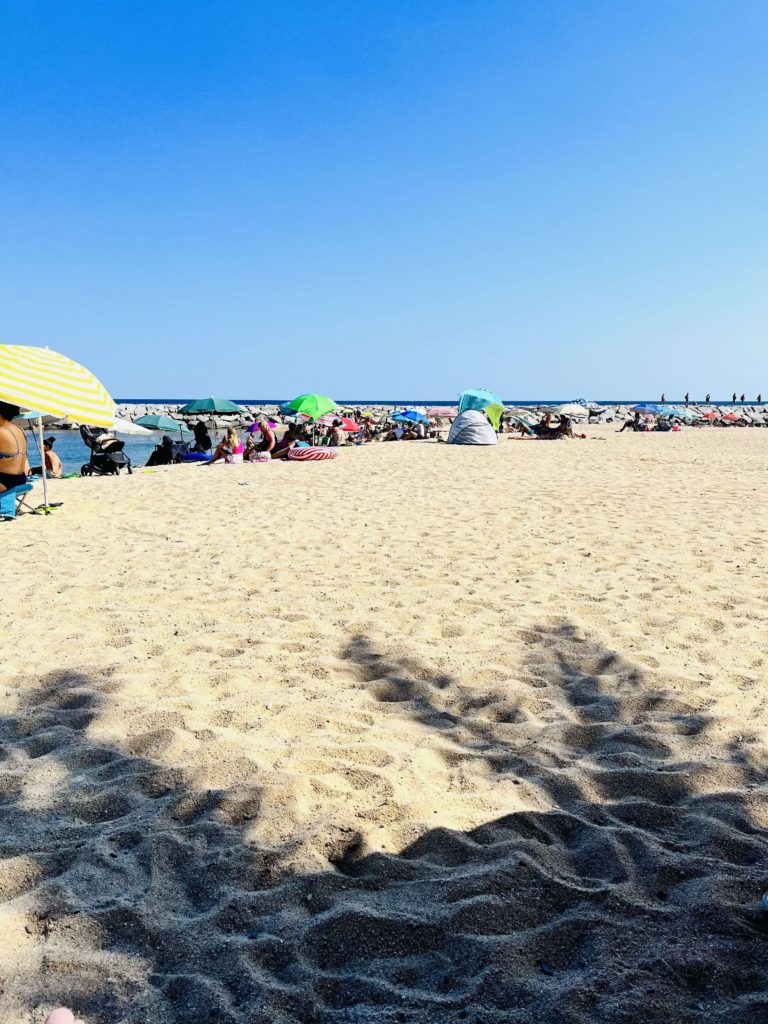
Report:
447,409,498,445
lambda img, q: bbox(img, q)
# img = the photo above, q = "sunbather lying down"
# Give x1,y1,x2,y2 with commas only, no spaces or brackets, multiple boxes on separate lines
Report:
46,1010,84,1024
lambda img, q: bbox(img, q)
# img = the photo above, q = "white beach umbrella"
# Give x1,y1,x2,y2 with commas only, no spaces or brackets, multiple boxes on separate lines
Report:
556,403,589,417
113,417,153,436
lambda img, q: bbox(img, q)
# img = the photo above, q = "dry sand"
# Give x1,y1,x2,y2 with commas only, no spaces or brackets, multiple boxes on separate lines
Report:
3,426,768,1023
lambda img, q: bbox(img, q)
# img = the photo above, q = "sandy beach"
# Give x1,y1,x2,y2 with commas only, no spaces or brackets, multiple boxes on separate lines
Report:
3,426,768,1023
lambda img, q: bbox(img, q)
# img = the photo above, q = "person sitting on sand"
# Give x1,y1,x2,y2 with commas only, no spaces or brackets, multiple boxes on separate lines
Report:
146,435,175,466
272,421,305,458
255,420,276,453
554,416,586,439
191,421,212,453
619,412,642,432
532,413,558,438
0,401,28,493
209,426,243,464
328,420,345,447
29,436,63,478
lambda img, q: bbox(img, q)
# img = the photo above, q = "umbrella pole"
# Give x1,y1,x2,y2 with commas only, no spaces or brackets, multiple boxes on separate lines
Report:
37,413,50,512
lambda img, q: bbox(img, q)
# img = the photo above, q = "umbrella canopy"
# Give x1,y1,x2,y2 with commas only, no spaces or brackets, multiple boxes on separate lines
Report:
13,410,61,427
283,394,337,421
458,388,502,414
178,397,243,415
484,403,504,430
427,406,458,418
0,344,114,426
0,344,114,511
631,403,664,414
663,407,694,419
392,409,429,425
134,414,191,433
556,403,589,417
113,417,153,436
510,413,538,427
317,414,359,431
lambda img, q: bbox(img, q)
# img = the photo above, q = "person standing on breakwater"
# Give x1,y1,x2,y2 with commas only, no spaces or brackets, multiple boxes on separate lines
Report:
684,392,689,404
705,393,711,403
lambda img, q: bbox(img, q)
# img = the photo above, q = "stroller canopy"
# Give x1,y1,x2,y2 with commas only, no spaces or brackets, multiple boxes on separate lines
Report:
447,409,498,445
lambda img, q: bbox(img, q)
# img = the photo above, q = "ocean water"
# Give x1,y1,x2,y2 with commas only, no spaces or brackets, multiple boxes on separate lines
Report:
25,431,159,475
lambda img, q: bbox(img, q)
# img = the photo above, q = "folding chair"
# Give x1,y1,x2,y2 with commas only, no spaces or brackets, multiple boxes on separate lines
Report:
0,482,34,521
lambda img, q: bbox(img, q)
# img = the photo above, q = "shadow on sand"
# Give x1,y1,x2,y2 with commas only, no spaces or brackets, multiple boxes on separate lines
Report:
1,622,767,1023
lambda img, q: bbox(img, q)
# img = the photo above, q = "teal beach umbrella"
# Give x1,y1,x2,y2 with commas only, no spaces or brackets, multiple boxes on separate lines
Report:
134,414,191,433
178,397,244,415
458,388,502,414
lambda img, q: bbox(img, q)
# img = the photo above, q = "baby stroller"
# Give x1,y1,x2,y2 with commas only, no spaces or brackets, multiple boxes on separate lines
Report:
80,425,133,476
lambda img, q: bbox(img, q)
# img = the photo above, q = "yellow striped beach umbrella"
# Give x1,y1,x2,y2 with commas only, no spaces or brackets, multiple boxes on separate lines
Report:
0,344,115,426
1,344,115,512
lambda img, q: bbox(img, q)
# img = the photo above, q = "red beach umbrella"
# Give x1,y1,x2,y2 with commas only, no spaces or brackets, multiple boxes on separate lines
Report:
316,414,359,431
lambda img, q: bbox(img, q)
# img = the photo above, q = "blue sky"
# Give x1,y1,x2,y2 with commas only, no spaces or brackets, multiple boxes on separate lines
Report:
1,1,767,400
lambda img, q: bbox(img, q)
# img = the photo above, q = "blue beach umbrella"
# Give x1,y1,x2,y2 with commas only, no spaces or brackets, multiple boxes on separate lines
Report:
393,409,429,424
631,403,663,414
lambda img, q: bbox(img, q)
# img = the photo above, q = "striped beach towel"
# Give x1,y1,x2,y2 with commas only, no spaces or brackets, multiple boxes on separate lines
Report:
286,447,338,462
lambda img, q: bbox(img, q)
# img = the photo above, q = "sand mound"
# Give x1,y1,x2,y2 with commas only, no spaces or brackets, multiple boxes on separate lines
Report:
3,428,768,1022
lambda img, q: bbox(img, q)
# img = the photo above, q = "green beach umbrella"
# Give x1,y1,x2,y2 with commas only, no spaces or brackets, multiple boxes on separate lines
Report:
484,403,504,430
283,394,337,421
178,397,244,415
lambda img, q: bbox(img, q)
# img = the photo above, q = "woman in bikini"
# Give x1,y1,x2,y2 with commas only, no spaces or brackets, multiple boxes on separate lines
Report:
209,426,244,464
0,402,28,493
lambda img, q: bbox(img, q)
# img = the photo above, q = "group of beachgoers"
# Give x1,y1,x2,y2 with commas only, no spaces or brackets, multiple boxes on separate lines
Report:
167,413,401,465
666,392,763,405
194,419,354,465
506,412,586,440
619,411,680,433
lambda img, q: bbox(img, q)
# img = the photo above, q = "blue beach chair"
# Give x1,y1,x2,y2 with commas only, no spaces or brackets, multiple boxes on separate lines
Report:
0,482,34,521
